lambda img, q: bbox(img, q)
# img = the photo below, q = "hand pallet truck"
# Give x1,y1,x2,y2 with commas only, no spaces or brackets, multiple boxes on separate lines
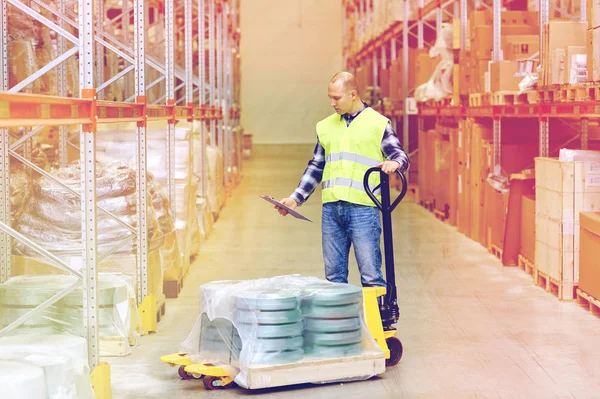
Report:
160,168,407,390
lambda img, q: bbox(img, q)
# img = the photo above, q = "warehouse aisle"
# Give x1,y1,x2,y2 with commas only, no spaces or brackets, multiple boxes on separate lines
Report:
109,145,600,399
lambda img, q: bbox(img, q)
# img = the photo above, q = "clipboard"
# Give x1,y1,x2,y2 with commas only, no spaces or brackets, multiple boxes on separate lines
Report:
260,196,313,223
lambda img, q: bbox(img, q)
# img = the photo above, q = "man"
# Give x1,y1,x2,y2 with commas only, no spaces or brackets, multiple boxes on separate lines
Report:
277,71,410,287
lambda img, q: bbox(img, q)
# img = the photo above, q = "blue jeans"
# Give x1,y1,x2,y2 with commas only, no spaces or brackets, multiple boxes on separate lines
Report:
322,201,386,287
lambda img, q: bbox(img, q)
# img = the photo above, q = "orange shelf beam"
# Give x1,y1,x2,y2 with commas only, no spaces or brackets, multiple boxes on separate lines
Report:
0,92,221,128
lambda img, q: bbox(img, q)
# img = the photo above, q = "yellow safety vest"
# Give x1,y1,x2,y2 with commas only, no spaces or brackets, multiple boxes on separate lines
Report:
317,107,389,206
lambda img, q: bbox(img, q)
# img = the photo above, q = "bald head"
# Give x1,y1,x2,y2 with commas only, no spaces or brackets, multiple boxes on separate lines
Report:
328,71,362,115
330,71,359,94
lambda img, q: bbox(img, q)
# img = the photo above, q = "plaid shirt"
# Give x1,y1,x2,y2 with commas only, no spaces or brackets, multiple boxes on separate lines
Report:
291,103,410,206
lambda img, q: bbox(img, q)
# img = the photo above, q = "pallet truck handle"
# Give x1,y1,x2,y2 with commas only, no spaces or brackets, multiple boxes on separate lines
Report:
363,167,408,214
363,166,406,331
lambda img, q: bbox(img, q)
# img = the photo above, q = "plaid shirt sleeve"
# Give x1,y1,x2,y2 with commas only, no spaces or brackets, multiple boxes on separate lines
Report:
382,122,410,172
290,138,326,206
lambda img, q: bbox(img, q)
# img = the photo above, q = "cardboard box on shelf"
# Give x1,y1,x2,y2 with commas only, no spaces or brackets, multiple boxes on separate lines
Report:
418,129,429,205
415,51,439,88
565,46,587,85
449,128,459,226
379,67,390,99
542,22,587,85
535,156,600,300
490,61,521,92
587,27,600,82
587,0,600,29
520,194,536,262
8,41,37,93
471,25,539,60
549,48,567,86
489,187,509,250
503,35,539,60
469,10,539,28
579,212,600,299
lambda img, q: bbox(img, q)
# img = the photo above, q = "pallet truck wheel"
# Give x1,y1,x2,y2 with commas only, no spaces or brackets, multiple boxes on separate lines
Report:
178,365,192,380
385,337,403,367
203,376,223,390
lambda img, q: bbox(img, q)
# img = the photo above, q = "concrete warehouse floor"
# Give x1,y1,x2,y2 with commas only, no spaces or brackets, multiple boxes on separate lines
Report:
108,144,600,399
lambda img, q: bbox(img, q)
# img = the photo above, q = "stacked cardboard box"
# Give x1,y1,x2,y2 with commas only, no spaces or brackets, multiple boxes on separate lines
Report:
458,10,539,95
388,49,416,109
588,1,600,82
541,22,587,86
457,120,471,236
415,50,440,88
535,156,600,300
453,120,538,249
520,193,536,263
579,212,600,299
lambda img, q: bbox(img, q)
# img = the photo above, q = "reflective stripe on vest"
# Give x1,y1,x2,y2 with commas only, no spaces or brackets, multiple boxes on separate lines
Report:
325,152,380,168
322,177,381,195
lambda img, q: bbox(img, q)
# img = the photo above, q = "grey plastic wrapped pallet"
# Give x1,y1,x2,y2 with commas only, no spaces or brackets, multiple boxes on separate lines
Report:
0,334,95,399
181,275,386,389
0,273,139,356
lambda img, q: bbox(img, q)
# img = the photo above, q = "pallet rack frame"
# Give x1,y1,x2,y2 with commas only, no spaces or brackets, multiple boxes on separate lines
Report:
344,0,590,175
0,0,240,383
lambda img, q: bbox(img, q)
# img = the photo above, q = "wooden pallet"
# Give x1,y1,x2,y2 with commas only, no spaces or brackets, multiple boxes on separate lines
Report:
241,349,385,390
517,254,535,276
163,276,184,299
469,93,482,107
490,244,503,261
100,336,132,357
526,91,539,104
584,83,600,101
419,199,434,212
490,91,530,105
433,208,448,222
575,289,600,316
538,86,566,103
533,269,577,301
565,85,588,102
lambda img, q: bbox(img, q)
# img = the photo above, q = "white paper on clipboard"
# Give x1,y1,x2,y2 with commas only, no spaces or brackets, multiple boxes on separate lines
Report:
260,196,313,223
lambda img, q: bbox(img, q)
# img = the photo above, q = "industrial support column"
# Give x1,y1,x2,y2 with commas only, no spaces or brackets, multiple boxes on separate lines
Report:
391,38,397,132
581,0,588,149
539,0,549,157
166,0,176,213
95,0,104,100
221,2,230,184
199,0,208,197
209,0,216,148
78,0,99,369
217,1,224,155
402,0,409,178
493,0,502,174
58,0,68,167
0,0,9,284
417,0,424,150
418,0,424,48
134,0,153,332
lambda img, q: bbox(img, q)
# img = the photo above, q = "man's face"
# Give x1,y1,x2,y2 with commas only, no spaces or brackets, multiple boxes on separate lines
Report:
328,81,355,115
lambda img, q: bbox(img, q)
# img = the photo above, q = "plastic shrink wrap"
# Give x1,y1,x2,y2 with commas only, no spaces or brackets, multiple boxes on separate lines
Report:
13,161,164,258
0,273,139,356
0,335,95,399
415,23,454,102
181,275,385,389
95,125,199,274
206,144,225,213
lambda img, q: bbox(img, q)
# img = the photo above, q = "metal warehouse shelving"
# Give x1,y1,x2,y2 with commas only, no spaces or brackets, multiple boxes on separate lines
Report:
0,0,241,385
343,0,592,175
